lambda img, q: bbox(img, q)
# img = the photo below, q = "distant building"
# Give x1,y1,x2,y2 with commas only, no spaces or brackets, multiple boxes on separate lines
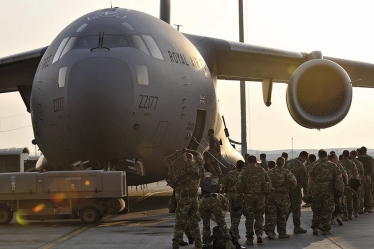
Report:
0,147,30,173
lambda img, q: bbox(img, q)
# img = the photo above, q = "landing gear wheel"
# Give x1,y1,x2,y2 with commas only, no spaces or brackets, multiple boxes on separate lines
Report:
0,206,13,225
80,206,100,224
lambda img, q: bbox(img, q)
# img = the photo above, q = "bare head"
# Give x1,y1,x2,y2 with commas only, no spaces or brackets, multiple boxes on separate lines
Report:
276,157,285,167
208,129,214,136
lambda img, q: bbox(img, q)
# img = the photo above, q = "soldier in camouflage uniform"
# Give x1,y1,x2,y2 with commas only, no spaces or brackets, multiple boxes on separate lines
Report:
357,147,374,213
222,160,245,239
350,150,365,216
260,153,268,171
265,157,297,240
339,150,359,220
285,151,308,234
308,150,341,235
199,193,236,249
205,129,223,178
236,155,271,245
171,148,204,249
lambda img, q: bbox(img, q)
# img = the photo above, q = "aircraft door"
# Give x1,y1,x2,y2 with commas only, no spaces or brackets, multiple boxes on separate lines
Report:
188,109,206,150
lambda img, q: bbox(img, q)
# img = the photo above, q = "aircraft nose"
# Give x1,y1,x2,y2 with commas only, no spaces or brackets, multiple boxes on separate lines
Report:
67,57,134,138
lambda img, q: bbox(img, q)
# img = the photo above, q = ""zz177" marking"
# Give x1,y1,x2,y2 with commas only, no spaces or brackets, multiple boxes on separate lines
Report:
139,95,158,109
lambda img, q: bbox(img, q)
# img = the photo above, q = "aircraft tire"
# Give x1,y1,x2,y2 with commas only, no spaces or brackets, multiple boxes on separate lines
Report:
79,206,100,224
0,206,13,225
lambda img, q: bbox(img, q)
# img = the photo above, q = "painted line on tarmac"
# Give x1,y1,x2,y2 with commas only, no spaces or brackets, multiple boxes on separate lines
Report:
38,215,115,249
131,190,171,205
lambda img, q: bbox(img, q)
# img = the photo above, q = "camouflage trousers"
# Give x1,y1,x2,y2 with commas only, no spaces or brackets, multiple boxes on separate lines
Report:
265,192,290,235
332,195,344,220
172,194,202,248
311,193,335,232
205,157,222,177
287,189,302,227
242,194,266,238
199,196,231,243
343,186,355,216
356,186,364,212
227,192,242,238
363,182,373,210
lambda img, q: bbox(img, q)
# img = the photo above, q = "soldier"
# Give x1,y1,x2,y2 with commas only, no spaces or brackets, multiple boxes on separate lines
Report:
303,154,317,208
339,150,359,220
265,157,297,240
350,150,365,216
236,155,271,245
205,129,223,178
357,147,374,213
222,160,245,239
171,148,204,249
285,151,308,234
308,149,341,235
199,193,236,249
260,153,268,171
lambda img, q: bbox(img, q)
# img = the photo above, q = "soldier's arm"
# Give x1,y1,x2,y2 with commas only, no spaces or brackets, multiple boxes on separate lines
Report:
300,163,308,190
352,162,359,180
287,171,297,188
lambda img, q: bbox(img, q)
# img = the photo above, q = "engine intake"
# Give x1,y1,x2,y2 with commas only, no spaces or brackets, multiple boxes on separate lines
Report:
286,59,352,129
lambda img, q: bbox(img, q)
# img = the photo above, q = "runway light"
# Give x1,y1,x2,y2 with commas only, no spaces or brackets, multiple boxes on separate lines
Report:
15,211,28,226
33,203,45,213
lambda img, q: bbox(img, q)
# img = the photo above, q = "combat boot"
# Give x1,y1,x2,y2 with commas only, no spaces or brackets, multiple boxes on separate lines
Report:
354,212,359,218
225,240,236,249
348,215,353,220
336,217,343,226
293,226,307,234
342,215,349,221
179,240,188,246
267,232,276,240
278,234,290,239
245,239,253,245
323,230,332,235
358,209,364,214
257,236,263,244
313,228,318,235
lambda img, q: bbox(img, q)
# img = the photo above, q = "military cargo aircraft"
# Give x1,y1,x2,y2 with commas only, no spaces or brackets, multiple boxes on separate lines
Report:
1,0,374,186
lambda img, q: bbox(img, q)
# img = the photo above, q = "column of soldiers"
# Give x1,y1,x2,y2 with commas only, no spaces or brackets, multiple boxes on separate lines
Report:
167,136,374,248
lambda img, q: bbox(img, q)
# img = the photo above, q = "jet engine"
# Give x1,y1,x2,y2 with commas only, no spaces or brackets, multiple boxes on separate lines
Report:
286,59,352,129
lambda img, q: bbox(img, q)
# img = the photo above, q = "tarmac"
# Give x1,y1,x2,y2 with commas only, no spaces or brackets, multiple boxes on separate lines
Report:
1,181,373,249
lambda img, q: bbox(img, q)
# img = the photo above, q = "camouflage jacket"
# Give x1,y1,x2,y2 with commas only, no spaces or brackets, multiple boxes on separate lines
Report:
338,158,359,180
357,154,374,176
260,160,268,171
208,135,221,156
267,166,296,192
236,164,271,194
222,170,240,193
285,158,308,190
174,153,204,195
309,158,341,195
351,158,365,181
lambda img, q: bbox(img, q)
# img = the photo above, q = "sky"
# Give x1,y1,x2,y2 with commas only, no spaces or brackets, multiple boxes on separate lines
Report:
1,0,374,155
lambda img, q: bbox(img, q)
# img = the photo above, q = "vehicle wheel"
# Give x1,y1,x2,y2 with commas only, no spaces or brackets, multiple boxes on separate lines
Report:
79,206,100,224
0,206,13,225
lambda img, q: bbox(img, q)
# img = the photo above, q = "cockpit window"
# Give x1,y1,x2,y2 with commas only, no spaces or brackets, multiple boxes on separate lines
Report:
102,35,129,48
75,35,99,49
60,37,78,58
142,35,164,60
130,35,150,56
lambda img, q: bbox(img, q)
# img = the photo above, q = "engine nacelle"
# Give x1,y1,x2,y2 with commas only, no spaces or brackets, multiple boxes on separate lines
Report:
286,59,352,129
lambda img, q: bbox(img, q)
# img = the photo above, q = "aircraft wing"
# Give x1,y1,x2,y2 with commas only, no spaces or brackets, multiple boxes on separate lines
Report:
0,47,48,111
0,47,47,92
185,34,374,88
